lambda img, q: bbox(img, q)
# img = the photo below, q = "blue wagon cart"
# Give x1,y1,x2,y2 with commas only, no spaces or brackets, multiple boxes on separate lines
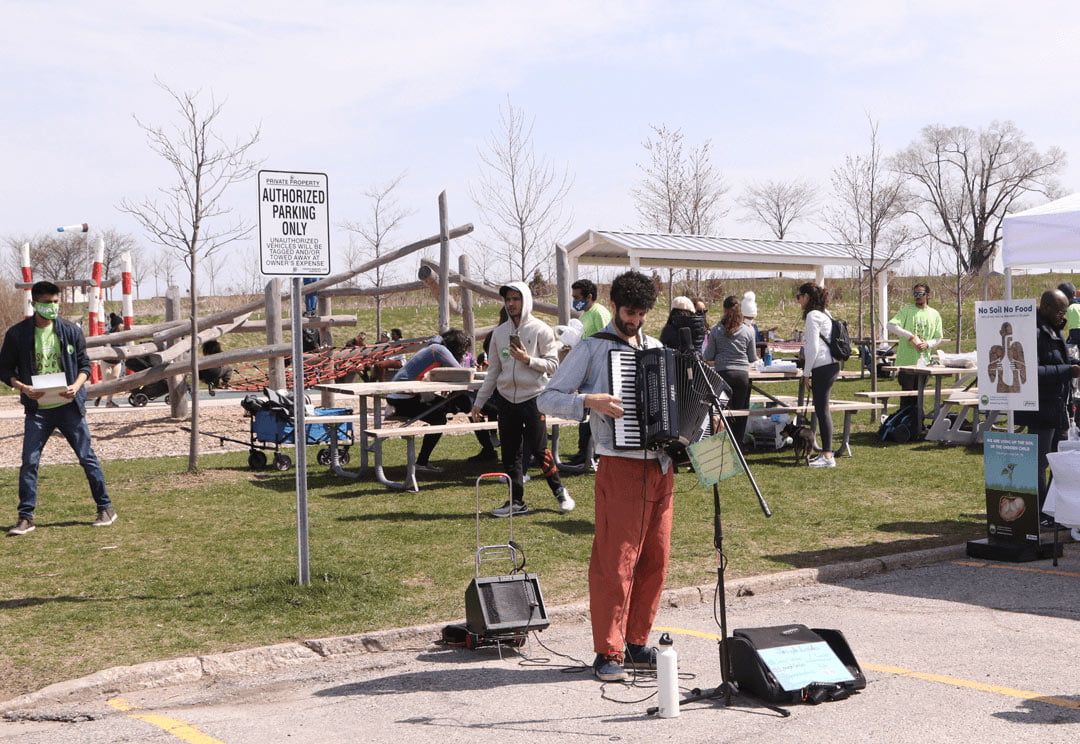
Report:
249,406,354,471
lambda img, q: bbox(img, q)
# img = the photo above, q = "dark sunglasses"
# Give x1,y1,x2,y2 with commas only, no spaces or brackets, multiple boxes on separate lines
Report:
913,291,928,297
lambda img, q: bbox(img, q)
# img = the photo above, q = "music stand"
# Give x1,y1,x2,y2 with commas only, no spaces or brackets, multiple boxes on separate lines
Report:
660,349,789,718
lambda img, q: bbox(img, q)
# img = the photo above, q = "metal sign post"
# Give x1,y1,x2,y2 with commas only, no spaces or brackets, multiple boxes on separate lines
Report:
258,170,331,586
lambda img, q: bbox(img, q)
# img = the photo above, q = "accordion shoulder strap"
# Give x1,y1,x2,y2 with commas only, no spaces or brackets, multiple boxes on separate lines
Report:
590,331,634,347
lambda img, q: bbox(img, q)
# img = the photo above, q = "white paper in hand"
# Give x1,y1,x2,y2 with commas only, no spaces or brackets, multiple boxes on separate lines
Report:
31,373,69,406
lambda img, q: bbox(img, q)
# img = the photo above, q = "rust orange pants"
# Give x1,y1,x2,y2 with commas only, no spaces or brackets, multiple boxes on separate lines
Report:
589,455,674,657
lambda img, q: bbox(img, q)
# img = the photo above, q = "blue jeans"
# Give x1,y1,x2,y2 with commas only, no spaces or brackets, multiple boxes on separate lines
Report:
18,403,110,519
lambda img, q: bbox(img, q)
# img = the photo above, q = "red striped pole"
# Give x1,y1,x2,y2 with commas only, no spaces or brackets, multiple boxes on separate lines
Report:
121,252,133,330
20,243,32,318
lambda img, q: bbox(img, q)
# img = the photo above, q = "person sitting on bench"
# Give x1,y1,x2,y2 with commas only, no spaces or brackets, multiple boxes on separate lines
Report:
386,330,472,474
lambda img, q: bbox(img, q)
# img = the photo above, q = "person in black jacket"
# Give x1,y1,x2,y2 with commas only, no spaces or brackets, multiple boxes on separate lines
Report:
659,296,706,352
1014,289,1080,527
0,281,115,536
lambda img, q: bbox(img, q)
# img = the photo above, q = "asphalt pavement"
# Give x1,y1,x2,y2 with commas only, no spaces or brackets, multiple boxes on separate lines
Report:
2,541,1079,743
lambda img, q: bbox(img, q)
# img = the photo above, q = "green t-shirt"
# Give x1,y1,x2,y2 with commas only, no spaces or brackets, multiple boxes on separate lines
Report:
889,304,943,367
1066,302,1080,334
34,323,66,409
580,302,612,338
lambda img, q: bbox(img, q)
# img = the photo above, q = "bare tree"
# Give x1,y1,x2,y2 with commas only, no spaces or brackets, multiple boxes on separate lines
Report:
739,178,817,239
471,97,573,282
893,120,1066,276
343,173,414,334
632,124,728,299
822,117,914,390
119,81,261,471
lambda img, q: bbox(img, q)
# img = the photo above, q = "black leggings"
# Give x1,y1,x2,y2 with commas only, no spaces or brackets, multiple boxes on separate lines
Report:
718,368,750,445
388,392,474,465
810,362,839,454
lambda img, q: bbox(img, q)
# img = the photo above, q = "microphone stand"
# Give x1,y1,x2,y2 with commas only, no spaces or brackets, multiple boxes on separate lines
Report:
666,345,789,717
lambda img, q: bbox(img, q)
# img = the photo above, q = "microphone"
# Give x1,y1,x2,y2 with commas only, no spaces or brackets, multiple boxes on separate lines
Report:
678,326,695,355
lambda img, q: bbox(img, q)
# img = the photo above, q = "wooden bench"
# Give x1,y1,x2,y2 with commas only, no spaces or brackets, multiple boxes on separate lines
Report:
341,415,578,492
725,400,884,458
854,388,964,422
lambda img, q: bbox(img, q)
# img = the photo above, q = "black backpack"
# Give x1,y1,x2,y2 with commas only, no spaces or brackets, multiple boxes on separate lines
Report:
820,317,852,362
879,406,919,443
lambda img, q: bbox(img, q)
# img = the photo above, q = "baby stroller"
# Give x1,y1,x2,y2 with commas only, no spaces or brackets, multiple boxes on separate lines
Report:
124,356,170,407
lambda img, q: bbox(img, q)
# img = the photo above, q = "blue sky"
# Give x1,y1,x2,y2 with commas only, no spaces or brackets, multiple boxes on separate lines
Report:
3,0,1079,292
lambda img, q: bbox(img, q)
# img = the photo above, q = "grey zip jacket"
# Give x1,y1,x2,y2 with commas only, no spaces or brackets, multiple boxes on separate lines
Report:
473,281,561,409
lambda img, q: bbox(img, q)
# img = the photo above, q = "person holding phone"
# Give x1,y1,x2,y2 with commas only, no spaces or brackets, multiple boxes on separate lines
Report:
471,282,573,517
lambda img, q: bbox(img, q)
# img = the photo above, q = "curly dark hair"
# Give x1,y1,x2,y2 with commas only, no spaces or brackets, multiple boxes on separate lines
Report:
721,295,743,335
797,282,828,318
571,278,598,302
609,271,656,312
439,329,468,362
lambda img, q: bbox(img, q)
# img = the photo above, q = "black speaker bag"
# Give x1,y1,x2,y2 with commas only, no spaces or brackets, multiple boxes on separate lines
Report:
730,624,865,705
465,573,550,636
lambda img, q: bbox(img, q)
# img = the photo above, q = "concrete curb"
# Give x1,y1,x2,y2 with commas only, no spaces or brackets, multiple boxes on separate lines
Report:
0,542,966,713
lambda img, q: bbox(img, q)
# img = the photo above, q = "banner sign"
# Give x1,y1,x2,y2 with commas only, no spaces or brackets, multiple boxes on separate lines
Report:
975,299,1038,412
983,431,1040,544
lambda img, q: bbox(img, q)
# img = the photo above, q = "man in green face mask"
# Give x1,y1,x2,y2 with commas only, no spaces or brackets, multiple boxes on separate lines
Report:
0,280,114,536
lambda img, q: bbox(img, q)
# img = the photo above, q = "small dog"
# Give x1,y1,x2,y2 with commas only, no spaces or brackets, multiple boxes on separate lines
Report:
782,422,816,466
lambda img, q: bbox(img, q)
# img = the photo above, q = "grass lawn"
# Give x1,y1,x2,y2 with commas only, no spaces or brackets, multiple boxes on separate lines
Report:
0,374,988,700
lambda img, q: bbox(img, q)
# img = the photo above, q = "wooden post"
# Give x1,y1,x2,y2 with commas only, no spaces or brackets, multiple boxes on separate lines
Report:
318,293,334,408
555,243,570,326
165,286,189,418
459,254,475,349
266,278,285,391
438,191,450,333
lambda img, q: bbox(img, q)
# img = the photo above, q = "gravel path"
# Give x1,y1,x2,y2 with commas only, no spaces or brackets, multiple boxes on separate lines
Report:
0,397,254,468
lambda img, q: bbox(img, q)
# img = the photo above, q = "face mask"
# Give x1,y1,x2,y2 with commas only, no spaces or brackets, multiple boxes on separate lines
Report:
34,301,59,320
572,298,587,312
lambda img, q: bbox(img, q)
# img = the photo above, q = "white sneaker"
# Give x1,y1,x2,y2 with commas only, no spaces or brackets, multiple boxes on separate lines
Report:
556,487,575,513
809,456,836,468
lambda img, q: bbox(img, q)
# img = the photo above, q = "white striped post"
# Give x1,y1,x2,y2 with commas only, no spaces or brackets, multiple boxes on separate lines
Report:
20,243,32,318
121,252,133,329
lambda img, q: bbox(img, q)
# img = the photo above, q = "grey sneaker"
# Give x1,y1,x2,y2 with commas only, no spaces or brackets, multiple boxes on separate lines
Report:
92,508,118,527
592,653,628,682
556,487,575,513
414,463,444,474
7,517,35,536
492,501,529,518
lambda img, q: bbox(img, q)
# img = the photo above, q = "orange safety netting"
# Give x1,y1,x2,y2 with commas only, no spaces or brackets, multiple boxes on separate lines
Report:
224,342,410,392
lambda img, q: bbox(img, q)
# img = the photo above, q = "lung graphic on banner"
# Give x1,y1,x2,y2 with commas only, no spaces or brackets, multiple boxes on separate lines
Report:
975,300,1038,412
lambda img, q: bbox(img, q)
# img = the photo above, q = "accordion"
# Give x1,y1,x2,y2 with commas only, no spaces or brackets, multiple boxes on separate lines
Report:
608,346,730,452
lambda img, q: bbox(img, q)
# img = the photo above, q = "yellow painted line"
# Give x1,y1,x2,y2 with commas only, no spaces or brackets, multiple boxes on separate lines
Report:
653,627,1080,711
107,698,227,744
952,560,1080,579
862,664,1080,710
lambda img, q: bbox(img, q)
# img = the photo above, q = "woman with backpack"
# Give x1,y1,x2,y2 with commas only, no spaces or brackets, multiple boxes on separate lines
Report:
703,295,757,446
797,283,839,468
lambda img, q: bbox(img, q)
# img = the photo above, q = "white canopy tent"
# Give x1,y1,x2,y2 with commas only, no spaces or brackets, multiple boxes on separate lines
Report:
561,230,892,336
1000,193,1080,297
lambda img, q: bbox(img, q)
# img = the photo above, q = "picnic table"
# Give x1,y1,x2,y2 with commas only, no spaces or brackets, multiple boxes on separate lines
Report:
881,364,978,433
312,380,575,492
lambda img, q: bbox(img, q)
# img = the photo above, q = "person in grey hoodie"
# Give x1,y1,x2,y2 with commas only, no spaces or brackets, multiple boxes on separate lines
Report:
471,281,574,517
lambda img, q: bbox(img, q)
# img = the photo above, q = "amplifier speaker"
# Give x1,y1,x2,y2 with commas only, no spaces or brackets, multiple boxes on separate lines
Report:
465,573,550,636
